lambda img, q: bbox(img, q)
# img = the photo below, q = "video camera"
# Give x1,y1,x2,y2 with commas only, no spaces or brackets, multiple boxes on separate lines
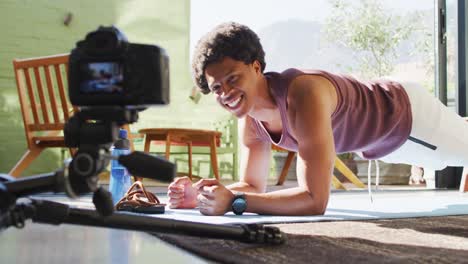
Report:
68,26,169,107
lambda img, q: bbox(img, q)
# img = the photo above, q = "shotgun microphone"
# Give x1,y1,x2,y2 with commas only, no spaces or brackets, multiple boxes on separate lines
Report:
117,151,176,182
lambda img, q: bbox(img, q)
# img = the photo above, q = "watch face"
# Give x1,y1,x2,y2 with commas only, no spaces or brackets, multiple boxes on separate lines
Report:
232,197,247,215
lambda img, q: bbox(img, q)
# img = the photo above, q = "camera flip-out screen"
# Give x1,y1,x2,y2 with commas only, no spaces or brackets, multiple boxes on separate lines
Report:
80,62,124,94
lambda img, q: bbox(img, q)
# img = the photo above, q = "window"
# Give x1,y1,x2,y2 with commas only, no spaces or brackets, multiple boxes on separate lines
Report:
446,0,459,110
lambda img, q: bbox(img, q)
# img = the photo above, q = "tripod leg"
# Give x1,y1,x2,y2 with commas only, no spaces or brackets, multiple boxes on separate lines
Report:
27,199,286,244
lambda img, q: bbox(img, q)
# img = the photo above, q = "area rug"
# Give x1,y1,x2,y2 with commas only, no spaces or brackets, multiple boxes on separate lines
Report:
154,215,468,264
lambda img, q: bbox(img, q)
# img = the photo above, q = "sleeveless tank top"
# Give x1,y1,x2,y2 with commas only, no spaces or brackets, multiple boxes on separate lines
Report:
251,68,412,159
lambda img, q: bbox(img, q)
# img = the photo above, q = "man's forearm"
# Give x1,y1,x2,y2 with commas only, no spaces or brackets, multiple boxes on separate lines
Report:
227,181,262,193
243,187,327,216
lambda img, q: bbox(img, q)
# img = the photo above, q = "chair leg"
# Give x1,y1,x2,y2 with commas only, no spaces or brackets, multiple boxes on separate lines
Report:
209,136,220,181
460,167,468,192
334,158,366,188
165,134,171,160
121,124,135,152
461,117,468,192
332,175,347,190
69,148,77,157
144,138,151,153
9,148,43,177
232,152,238,181
131,139,147,182
187,141,193,180
276,152,296,186
127,134,144,182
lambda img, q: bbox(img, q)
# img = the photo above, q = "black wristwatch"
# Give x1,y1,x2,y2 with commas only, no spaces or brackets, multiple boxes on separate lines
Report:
231,192,247,215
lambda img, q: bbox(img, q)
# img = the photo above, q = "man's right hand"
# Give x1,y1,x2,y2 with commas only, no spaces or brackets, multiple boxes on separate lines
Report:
167,176,198,209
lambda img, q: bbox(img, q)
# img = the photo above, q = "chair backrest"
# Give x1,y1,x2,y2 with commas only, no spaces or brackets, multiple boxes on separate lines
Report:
213,116,238,151
13,54,73,146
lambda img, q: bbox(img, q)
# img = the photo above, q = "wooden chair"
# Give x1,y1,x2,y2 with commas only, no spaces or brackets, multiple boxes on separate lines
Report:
272,145,365,190
9,54,77,177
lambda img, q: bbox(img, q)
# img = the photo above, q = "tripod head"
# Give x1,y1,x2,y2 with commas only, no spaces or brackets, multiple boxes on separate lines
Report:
63,106,138,197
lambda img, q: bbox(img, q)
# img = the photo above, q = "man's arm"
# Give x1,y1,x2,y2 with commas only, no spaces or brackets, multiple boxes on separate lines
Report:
227,116,271,193
238,76,336,215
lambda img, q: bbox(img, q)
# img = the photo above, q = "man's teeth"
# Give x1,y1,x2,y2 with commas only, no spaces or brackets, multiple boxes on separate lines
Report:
228,97,242,107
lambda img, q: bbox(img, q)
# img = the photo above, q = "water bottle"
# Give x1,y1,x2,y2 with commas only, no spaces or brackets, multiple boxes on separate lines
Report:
109,129,132,205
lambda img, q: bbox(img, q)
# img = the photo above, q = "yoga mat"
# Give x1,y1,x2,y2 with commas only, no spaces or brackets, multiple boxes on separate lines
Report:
149,190,468,224
43,190,468,224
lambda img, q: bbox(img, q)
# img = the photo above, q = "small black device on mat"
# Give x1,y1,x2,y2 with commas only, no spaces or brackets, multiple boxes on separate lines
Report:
117,204,165,214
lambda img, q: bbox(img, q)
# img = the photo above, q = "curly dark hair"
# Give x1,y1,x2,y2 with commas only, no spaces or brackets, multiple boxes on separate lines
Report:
191,22,266,94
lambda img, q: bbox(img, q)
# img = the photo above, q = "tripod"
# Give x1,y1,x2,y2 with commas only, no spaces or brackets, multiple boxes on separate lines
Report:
0,156,285,244
2,198,284,244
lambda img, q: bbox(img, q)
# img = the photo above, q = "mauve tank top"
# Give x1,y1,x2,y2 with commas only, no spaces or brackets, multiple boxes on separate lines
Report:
252,68,412,159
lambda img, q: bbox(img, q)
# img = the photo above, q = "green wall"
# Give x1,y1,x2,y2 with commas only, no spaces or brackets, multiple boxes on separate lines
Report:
0,0,228,176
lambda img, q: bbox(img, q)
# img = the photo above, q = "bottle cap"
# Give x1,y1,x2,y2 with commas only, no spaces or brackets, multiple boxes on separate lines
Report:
119,129,128,139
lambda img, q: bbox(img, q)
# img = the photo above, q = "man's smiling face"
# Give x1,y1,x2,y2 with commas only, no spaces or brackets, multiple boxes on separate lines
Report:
204,57,262,118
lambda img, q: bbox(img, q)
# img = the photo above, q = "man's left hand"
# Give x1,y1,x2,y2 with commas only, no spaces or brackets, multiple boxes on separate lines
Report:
193,179,235,216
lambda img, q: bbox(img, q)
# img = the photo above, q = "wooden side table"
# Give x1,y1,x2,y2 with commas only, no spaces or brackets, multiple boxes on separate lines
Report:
138,128,222,180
